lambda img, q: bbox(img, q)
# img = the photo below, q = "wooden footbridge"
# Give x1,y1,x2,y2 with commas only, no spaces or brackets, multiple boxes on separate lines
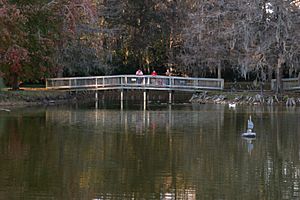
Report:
46,75,224,104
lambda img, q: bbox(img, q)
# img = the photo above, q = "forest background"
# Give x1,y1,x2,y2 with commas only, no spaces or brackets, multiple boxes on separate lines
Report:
1,0,300,93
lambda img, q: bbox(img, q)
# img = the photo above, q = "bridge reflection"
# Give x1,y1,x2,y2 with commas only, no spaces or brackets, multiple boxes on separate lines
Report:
45,104,225,135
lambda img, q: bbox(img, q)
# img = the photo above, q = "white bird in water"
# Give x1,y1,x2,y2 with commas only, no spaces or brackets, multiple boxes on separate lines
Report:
228,103,236,108
0,108,11,112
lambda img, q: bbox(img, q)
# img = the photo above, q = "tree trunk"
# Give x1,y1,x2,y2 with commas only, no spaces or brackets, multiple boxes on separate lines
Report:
11,73,20,90
276,55,284,94
0,77,5,89
268,65,273,81
217,61,222,79
193,67,200,77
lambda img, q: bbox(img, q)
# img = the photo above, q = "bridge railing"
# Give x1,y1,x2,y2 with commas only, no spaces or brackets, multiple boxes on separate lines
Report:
46,75,224,91
271,78,300,91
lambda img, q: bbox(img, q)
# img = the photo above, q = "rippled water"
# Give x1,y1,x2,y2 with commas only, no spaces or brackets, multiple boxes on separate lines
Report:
0,103,300,199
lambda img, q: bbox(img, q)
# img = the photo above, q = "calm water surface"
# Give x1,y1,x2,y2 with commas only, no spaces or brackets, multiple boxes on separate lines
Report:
0,103,300,199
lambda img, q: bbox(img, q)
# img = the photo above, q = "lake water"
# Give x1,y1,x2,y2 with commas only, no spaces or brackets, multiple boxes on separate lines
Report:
0,103,300,199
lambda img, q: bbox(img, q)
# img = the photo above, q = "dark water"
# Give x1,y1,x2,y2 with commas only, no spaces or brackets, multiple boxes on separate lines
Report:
0,103,300,200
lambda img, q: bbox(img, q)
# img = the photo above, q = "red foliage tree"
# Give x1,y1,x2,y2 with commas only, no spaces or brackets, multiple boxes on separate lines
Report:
4,45,29,89
0,0,28,89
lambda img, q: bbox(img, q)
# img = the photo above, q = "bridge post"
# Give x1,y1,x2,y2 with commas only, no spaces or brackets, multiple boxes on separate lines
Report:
143,90,147,102
168,91,172,104
95,100,98,109
221,79,224,90
95,91,98,100
143,90,147,110
95,77,98,101
120,90,124,101
120,89,124,110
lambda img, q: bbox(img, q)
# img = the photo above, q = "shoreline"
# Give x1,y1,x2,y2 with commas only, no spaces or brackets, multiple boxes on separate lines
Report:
189,91,300,106
0,90,91,107
1,89,300,107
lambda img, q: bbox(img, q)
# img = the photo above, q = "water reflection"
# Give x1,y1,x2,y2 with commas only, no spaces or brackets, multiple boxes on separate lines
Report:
44,104,225,136
242,138,255,155
0,105,299,199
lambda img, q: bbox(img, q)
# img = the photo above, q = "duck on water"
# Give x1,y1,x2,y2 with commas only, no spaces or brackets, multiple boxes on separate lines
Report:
241,116,256,138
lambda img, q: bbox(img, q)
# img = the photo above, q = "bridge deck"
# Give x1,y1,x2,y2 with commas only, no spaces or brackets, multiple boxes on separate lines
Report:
46,75,224,91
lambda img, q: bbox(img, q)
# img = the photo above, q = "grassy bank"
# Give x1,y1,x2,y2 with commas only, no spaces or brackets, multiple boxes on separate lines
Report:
0,90,79,106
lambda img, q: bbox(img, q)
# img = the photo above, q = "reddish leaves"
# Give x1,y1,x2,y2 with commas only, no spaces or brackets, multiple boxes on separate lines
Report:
5,45,29,74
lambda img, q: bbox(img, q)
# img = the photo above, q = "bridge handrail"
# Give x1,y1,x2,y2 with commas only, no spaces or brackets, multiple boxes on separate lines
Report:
46,75,224,91
271,78,300,91
46,74,222,81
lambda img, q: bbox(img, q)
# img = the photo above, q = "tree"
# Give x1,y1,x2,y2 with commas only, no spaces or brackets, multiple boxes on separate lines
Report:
269,0,300,93
112,0,184,74
178,0,239,78
52,0,99,77
235,0,300,93
0,0,28,89
161,0,187,74
0,0,63,89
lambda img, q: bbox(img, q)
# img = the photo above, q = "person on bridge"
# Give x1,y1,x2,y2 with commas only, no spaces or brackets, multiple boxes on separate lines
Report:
165,69,171,85
136,69,143,76
165,69,172,76
136,69,143,84
151,70,158,85
151,70,157,76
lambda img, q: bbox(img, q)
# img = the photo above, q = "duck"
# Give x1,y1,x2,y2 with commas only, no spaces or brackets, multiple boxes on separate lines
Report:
0,108,11,112
228,103,236,108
